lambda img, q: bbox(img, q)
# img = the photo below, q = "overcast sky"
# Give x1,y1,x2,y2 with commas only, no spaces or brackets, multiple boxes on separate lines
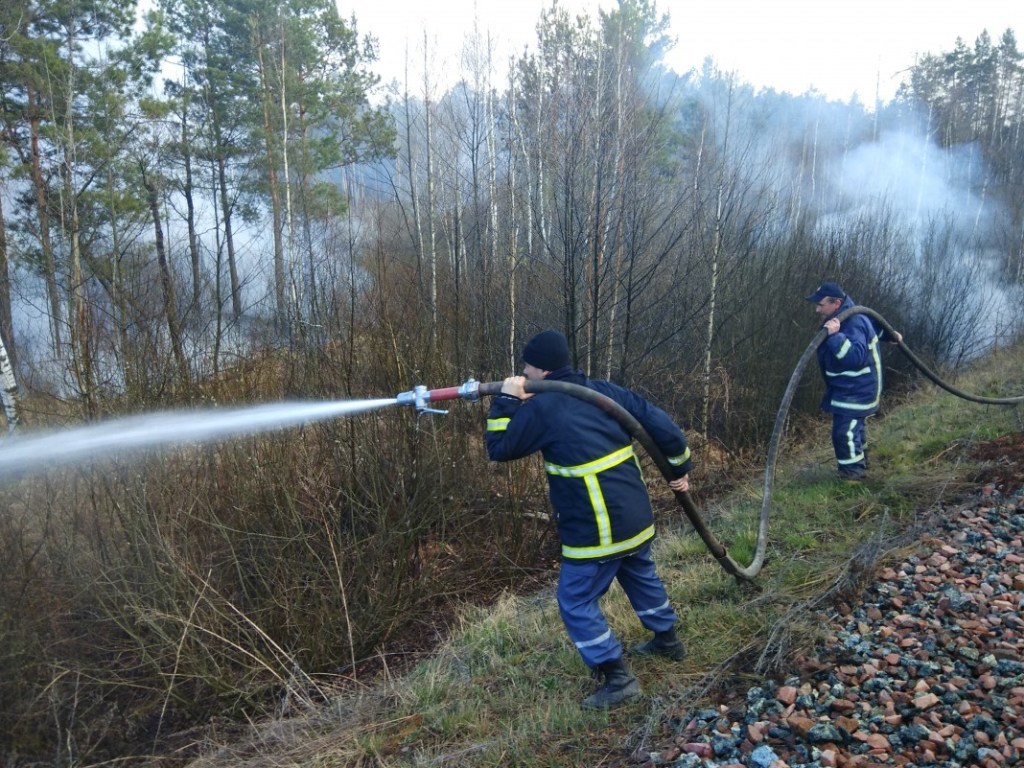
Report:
338,0,1021,103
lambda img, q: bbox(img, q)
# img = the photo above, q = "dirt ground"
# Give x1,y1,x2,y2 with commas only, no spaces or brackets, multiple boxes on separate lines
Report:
967,430,1024,495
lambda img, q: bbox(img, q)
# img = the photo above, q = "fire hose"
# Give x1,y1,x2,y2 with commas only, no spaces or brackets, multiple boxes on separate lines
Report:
396,307,1024,583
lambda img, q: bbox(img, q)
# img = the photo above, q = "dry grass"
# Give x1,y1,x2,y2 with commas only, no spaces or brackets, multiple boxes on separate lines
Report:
1,340,1022,767
167,342,1024,767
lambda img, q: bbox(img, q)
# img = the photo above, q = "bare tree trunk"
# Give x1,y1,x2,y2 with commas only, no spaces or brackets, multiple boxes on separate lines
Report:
299,116,319,332
62,36,94,414
506,143,518,374
144,172,190,387
28,86,64,357
1017,221,1024,283
0,183,15,371
535,68,548,257
0,330,17,432
700,81,733,440
103,166,137,397
211,157,225,376
485,43,498,366
67,198,91,410
216,152,242,318
586,46,606,375
506,71,525,372
255,22,287,321
423,37,438,347
0,184,15,428
280,16,295,310
198,25,243,319
179,93,202,309
602,39,629,379
701,182,723,440
402,55,425,299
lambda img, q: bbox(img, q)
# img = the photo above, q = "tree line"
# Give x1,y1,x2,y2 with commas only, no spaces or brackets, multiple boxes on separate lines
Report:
0,0,1021,426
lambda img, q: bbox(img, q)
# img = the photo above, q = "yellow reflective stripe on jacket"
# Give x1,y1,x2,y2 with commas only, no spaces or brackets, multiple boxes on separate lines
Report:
834,338,852,359
545,445,636,554
487,417,510,432
584,474,612,544
667,446,691,467
562,525,655,560
544,445,634,477
829,336,882,411
826,367,871,378
869,336,883,403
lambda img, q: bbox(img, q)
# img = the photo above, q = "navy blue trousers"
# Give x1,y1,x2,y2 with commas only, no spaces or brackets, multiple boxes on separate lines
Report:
556,542,677,668
831,413,867,475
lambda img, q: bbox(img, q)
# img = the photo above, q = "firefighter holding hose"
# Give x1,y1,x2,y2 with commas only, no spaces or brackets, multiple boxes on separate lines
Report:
806,281,902,480
485,329,692,709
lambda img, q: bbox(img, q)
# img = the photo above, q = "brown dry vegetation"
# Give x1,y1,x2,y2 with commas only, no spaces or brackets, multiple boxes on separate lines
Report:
0,348,751,766
0,338,1021,767
169,342,1024,768
0,353,555,762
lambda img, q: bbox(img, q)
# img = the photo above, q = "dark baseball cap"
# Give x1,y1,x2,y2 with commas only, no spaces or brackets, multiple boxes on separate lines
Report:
805,281,846,302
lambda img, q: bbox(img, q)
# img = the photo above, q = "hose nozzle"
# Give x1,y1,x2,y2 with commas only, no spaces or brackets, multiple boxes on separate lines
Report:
394,378,483,415
395,384,447,415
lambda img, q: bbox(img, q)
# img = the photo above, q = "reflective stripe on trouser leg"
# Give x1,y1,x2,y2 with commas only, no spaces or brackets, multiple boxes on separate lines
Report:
557,557,624,668
615,543,677,633
831,414,866,469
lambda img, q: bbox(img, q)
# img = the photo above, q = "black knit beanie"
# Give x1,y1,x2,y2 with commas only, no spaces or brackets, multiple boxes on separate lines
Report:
522,329,570,371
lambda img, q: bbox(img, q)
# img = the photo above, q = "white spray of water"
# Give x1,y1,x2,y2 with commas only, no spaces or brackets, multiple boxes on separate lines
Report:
0,398,399,478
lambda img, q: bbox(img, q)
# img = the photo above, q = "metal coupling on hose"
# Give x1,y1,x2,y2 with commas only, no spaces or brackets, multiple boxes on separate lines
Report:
455,378,480,401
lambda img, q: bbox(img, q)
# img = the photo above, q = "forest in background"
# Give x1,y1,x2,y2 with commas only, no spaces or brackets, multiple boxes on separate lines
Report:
1,0,1023,763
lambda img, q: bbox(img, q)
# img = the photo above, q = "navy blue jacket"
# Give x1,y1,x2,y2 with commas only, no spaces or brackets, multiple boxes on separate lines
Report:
485,367,692,561
817,295,891,417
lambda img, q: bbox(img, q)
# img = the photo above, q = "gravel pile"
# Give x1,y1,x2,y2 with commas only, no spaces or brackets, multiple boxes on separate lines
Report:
647,486,1024,768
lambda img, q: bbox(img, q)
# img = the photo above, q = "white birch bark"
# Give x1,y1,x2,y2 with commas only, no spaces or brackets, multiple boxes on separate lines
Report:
0,332,18,432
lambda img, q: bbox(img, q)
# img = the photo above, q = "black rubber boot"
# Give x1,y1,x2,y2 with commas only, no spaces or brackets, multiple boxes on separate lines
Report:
581,658,641,709
631,628,686,661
